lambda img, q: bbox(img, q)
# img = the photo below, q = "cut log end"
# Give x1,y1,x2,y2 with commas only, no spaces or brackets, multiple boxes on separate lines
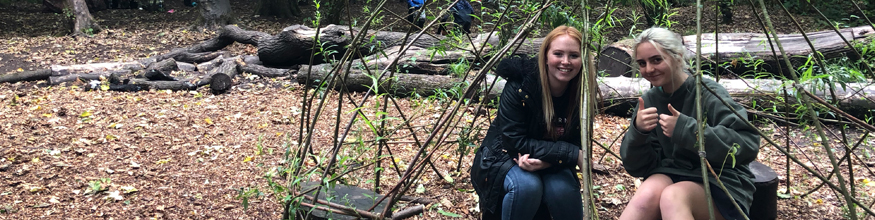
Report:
210,73,232,94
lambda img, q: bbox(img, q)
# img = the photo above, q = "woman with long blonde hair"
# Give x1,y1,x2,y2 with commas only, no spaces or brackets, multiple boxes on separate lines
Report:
471,25,591,220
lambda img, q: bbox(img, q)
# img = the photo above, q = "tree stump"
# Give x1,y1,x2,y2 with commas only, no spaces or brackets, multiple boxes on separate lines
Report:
749,161,777,220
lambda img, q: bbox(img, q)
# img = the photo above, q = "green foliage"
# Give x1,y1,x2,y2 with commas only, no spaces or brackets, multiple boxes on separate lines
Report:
640,0,679,28
448,59,470,78
234,187,264,210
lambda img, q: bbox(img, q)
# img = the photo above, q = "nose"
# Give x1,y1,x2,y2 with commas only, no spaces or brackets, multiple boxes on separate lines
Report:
643,63,653,74
561,56,570,64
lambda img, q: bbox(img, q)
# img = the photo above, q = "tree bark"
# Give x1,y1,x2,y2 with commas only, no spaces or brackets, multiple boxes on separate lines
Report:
0,69,52,83
296,63,463,97
196,0,234,31
484,76,875,117
255,25,521,66
239,63,295,78
324,0,346,25
598,26,875,77
257,0,300,18
71,0,101,36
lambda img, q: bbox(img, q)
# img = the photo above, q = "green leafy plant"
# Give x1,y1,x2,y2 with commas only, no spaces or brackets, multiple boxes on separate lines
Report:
234,187,264,210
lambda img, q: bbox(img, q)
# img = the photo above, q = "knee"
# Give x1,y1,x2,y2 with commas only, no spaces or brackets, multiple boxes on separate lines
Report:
542,171,579,195
627,185,663,211
658,184,689,212
506,179,542,198
505,170,543,197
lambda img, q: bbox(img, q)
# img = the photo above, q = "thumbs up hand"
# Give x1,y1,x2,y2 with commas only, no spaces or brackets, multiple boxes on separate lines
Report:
635,97,659,132
659,104,680,138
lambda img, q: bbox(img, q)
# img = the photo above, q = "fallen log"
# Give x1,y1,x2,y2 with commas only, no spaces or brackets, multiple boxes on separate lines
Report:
598,25,875,77
48,70,131,85
348,45,472,75
197,56,226,72
50,61,144,76
483,76,875,118
0,69,52,83
207,57,241,93
296,63,463,97
238,62,294,78
145,58,179,74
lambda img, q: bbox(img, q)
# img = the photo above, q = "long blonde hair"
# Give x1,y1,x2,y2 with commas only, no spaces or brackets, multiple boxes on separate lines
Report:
537,26,585,139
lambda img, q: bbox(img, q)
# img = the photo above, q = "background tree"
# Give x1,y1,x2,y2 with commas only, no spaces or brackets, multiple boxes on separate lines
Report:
71,0,101,36
257,0,301,18
197,0,235,30
323,0,345,24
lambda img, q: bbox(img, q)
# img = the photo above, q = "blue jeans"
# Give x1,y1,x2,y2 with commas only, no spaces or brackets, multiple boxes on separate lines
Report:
502,166,583,220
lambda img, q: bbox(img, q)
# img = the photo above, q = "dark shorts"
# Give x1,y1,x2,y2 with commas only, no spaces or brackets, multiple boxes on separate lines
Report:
661,173,747,220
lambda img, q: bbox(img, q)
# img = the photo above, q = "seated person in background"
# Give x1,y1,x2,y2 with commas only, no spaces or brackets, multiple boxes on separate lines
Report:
618,27,760,220
471,25,592,220
436,0,474,34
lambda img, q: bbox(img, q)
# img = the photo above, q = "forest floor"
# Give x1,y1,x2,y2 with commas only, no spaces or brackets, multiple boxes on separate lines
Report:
1,0,874,219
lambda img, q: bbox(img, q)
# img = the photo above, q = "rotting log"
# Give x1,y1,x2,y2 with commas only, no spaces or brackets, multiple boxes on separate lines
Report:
0,69,52,83
238,62,294,78
197,56,226,72
485,76,875,117
145,58,179,74
48,70,131,85
347,45,471,75
254,25,542,66
296,63,464,97
50,61,144,75
207,57,242,93
147,50,226,64
598,25,875,77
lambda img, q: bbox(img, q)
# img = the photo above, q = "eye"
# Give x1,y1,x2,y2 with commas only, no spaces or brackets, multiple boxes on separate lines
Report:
651,57,663,64
552,51,563,56
637,61,646,68
569,54,580,59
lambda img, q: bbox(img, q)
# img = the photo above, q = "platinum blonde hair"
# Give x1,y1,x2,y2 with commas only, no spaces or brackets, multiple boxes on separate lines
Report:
633,27,690,71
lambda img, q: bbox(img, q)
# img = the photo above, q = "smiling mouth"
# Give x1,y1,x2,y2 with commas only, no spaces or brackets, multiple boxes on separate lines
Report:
558,68,572,72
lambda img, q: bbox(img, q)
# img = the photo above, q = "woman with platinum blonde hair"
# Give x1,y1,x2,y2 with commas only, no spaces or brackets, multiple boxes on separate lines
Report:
619,27,760,220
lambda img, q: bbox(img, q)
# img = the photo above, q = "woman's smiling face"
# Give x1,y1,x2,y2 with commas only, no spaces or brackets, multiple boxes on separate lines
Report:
635,41,676,88
545,35,582,91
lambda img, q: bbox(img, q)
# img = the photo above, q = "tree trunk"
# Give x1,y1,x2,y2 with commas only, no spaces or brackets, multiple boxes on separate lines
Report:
0,70,52,83
254,25,537,66
296,64,463,97
324,0,346,25
257,0,300,17
485,76,875,118
598,26,875,77
197,0,234,31
71,0,101,36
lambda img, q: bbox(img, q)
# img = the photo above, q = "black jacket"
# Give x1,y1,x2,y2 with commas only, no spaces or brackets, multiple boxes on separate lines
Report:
470,56,582,216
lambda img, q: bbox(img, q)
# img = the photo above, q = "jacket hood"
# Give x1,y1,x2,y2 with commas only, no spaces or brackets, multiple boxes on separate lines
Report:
495,55,539,82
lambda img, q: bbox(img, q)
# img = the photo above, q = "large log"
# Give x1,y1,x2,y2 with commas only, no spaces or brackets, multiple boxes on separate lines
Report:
0,69,52,83
255,25,542,66
598,26,875,77
484,76,875,117
296,64,463,97
50,61,144,75
48,70,131,85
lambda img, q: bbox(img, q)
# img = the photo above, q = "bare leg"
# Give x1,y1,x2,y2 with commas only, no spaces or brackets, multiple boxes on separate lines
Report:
659,181,725,220
619,174,672,220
